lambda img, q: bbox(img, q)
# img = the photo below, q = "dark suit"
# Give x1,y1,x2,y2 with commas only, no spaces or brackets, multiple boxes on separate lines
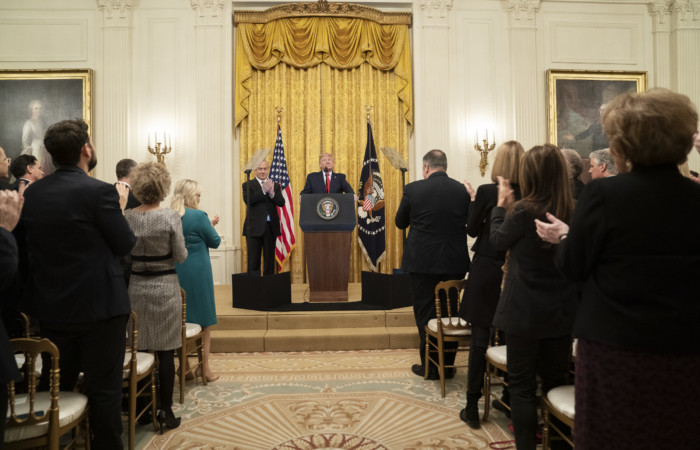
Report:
22,165,136,450
395,171,470,367
242,178,285,276
0,228,22,443
300,171,354,195
490,204,577,450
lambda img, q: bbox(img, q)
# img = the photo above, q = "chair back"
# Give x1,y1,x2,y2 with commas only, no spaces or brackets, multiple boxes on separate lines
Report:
7,338,61,445
125,311,140,382
434,279,468,333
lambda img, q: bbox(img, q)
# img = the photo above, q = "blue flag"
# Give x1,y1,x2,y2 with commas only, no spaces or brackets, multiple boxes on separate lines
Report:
357,121,386,271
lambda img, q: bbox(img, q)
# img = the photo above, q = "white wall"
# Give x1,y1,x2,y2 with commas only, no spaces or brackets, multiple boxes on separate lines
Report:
1,0,698,283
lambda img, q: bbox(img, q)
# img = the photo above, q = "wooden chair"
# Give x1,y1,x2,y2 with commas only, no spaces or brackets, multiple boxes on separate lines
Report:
5,338,90,450
483,344,509,420
177,288,206,403
542,385,575,449
424,279,471,397
123,312,157,450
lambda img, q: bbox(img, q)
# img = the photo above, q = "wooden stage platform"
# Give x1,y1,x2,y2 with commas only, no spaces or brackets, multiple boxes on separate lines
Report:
210,284,419,353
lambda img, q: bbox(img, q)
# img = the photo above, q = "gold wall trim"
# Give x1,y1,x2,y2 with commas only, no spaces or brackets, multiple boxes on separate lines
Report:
234,0,412,25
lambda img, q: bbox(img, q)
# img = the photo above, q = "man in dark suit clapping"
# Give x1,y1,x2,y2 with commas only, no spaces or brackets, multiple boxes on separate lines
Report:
242,159,285,276
21,119,135,450
395,149,471,379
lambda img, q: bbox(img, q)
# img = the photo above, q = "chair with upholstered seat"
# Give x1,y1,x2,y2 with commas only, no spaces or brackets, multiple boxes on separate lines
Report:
123,311,157,450
5,338,90,450
177,288,206,403
483,344,509,421
425,279,471,397
542,384,575,449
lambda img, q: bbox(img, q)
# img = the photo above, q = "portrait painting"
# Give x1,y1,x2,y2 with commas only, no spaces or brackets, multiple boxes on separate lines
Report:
0,69,92,175
547,70,647,158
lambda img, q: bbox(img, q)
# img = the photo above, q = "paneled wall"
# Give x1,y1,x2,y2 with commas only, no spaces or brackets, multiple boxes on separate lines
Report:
0,0,698,282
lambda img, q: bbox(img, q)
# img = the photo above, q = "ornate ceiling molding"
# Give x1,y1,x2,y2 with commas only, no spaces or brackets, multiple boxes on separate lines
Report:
650,0,674,32
234,0,411,25
192,0,225,26
97,0,132,25
507,0,541,29
675,0,700,26
419,0,453,21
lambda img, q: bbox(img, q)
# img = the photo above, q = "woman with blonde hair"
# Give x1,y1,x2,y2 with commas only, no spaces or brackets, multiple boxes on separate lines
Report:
125,162,187,431
459,140,524,429
490,144,578,450
171,179,221,381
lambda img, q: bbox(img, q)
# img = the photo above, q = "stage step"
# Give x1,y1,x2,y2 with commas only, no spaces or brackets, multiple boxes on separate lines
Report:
210,285,419,353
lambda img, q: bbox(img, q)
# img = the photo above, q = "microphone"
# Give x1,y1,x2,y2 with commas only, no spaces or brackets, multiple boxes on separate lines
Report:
323,167,330,173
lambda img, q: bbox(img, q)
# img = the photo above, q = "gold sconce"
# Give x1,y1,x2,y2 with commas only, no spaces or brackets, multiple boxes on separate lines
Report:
148,132,172,165
474,129,495,177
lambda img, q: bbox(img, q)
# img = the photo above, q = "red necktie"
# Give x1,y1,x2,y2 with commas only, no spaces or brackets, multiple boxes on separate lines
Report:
326,173,331,193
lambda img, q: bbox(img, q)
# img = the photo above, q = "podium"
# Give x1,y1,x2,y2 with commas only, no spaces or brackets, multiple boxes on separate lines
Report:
300,194,356,302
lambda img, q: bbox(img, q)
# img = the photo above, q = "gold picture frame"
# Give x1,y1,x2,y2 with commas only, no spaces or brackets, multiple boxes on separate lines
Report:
547,69,646,158
0,69,93,168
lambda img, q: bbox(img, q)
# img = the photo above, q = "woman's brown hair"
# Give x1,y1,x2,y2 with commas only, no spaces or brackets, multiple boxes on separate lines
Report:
517,144,575,224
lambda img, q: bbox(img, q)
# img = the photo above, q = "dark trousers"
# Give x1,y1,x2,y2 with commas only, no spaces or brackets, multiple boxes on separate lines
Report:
409,272,464,367
466,325,491,399
506,333,572,450
246,222,276,276
40,315,128,450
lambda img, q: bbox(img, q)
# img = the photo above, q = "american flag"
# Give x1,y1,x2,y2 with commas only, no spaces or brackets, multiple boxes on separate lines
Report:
269,125,296,271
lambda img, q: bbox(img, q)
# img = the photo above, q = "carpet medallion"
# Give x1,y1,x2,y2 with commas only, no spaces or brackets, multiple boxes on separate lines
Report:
137,350,512,449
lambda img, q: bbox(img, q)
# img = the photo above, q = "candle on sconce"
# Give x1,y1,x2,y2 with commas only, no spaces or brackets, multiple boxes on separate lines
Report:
148,133,151,147
169,135,171,148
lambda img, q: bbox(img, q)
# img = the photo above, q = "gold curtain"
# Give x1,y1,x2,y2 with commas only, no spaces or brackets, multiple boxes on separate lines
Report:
235,11,412,284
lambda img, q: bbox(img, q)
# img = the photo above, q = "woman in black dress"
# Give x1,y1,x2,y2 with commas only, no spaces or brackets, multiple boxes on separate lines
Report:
459,140,524,429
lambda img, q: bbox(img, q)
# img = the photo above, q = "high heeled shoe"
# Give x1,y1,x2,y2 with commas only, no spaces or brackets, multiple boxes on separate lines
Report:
195,367,220,382
156,409,181,434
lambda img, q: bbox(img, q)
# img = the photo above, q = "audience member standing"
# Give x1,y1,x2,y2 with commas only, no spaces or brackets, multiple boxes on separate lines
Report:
21,119,135,450
536,89,700,450
171,179,221,382
0,146,11,189
115,158,141,209
395,149,470,379
9,154,44,188
0,189,23,443
490,144,578,450
561,148,585,199
125,162,187,431
459,141,524,429
587,148,617,179
242,159,285,276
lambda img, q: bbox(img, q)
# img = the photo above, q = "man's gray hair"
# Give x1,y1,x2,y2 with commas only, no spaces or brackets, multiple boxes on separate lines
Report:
590,149,617,175
423,149,447,170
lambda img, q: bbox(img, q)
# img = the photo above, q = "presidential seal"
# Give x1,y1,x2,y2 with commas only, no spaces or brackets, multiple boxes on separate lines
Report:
316,197,340,220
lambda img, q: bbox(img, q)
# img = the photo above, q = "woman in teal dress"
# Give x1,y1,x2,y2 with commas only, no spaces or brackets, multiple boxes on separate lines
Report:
171,179,221,381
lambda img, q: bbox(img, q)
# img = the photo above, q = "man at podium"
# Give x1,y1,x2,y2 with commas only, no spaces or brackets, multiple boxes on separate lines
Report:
300,153,355,195
242,159,285,276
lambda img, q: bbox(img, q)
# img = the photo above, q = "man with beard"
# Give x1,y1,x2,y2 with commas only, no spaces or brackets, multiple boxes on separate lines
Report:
21,119,136,449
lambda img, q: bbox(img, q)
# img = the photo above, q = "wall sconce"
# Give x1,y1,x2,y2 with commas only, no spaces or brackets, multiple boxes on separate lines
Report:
148,132,172,165
474,129,496,177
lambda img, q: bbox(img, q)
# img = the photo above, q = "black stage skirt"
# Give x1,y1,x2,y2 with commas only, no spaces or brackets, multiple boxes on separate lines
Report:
460,253,504,327
575,338,700,450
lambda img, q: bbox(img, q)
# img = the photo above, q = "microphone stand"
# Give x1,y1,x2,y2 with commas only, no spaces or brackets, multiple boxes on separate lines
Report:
400,167,407,244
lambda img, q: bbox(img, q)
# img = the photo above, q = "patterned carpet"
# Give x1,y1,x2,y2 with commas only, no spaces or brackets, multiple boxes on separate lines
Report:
133,349,513,449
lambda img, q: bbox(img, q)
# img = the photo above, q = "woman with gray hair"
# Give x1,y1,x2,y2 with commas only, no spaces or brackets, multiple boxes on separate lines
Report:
125,162,187,432
560,148,584,199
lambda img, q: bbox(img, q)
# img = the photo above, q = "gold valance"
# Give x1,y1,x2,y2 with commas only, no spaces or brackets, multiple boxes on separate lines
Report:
234,5,413,131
